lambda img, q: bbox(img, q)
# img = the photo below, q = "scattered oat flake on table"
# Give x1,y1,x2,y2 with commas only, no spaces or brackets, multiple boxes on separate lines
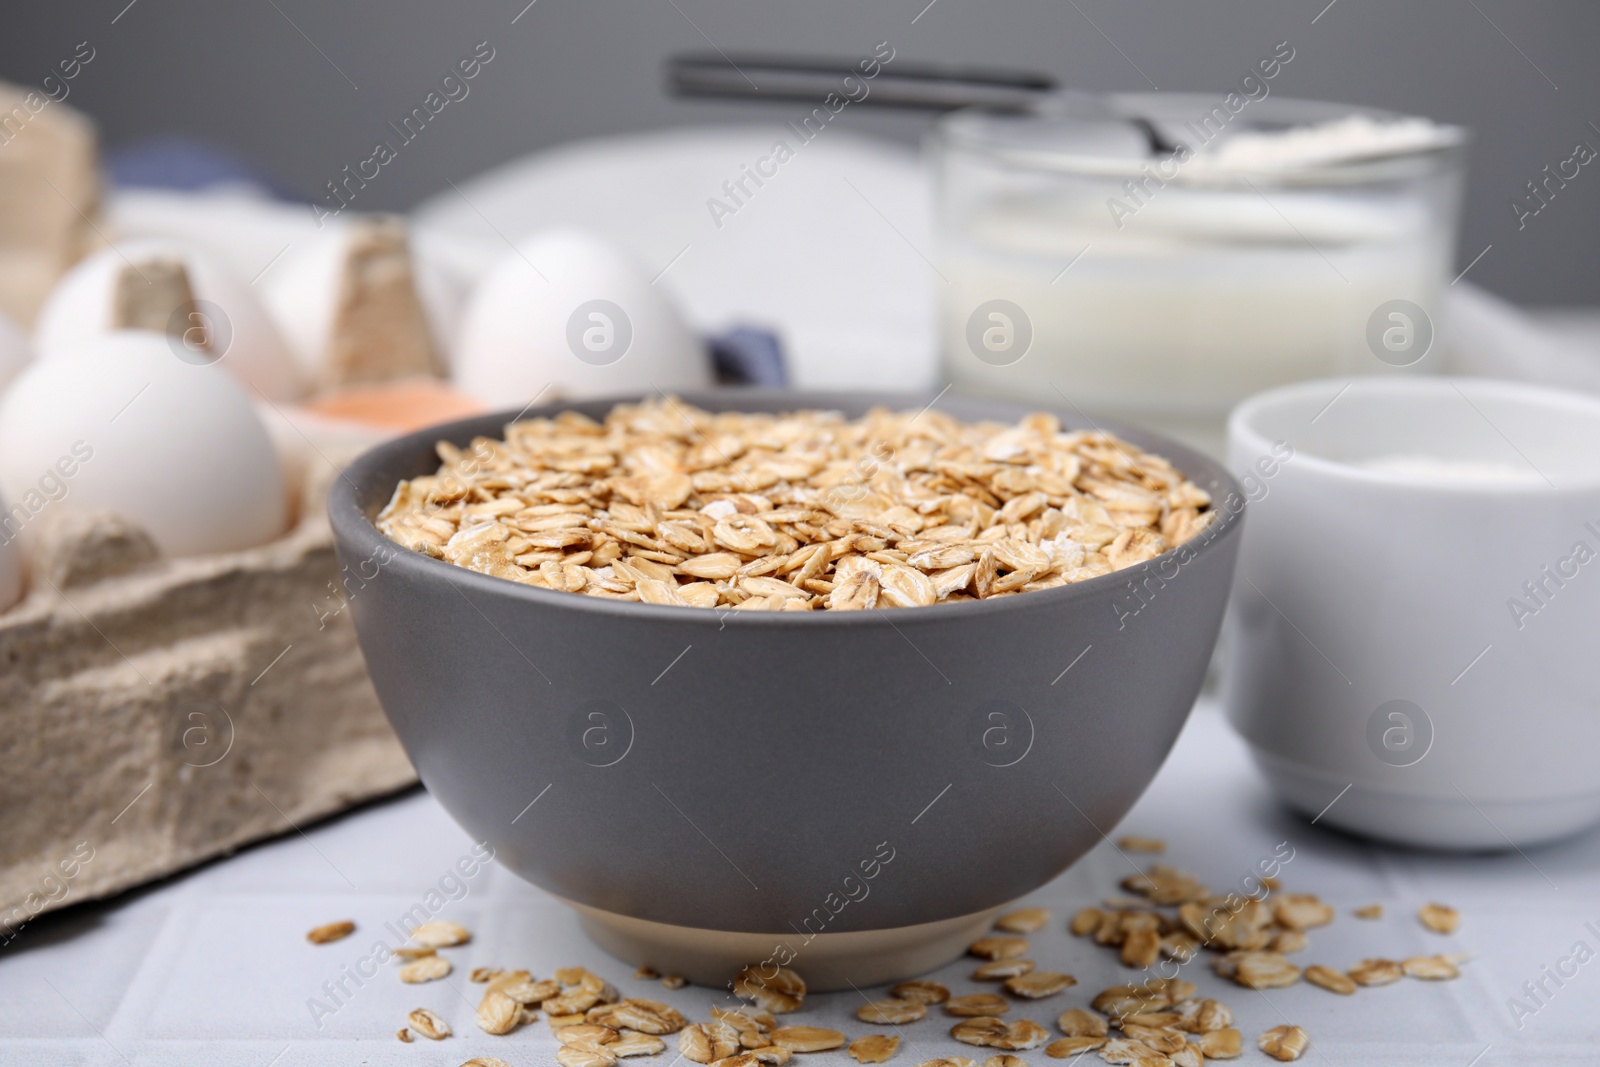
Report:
411,919,472,947
968,936,1029,960
601,998,688,1035
946,993,1010,1017
858,999,927,1024
1068,908,1103,937
408,1007,452,1039
1090,979,1193,1019
1272,893,1334,930
545,969,620,1015
1184,998,1233,1033
770,1026,846,1052
949,1017,1050,1050
679,1021,741,1063
994,907,1051,933
462,1059,515,1067
1197,1028,1242,1058
1097,1036,1164,1063
1056,1008,1108,1037
1120,927,1160,968
396,1028,412,1042
635,966,659,980
1117,1023,1186,1054
1303,965,1357,995
892,979,950,1004
1117,836,1166,853
1099,896,1149,912
700,1050,753,1067
1044,1035,1105,1057
1348,958,1404,986
734,966,807,1013
1403,955,1461,980
305,920,355,944
1216,950,1301,989
661,974,688,990
848,1034,901,1063
1267,929,1308,954
557,1047,617,1067
613,1032,668,1057
493,972,560,1004
1122,864,1208,905
394,944,438,959
1258,1025,1310,1061
1354,903,1383,919
1003,971,1077,999
399,955,453,983
557,1022,618,1047
973,959,1033,980
1418,902,1460,934
478,989,525,1034
711,1006,777,1039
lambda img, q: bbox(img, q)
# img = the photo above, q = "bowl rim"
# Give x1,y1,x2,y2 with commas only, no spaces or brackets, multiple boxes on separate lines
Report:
1229,375,1600,495
328,388,1246,629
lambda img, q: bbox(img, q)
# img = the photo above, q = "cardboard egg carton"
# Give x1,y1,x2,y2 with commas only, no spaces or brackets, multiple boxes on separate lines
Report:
0,77,102,327
0,464,415,935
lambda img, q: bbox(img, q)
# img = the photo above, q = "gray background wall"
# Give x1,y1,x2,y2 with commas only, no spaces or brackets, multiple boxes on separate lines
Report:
4,0,1596,305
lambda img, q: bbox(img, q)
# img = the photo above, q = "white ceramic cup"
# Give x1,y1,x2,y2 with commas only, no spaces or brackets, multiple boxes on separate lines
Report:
1223,377,1600,849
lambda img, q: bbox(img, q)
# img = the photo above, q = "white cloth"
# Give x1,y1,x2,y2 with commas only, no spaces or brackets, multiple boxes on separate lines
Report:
1445,282,1600,391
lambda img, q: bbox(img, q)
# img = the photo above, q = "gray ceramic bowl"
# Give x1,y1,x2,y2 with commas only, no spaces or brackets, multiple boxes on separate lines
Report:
329,390,1243,987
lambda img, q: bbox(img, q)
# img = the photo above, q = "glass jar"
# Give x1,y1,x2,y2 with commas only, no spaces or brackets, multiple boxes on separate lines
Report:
934,93,1467,457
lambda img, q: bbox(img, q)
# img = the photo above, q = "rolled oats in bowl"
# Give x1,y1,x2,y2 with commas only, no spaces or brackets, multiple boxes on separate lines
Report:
376,397,1213,611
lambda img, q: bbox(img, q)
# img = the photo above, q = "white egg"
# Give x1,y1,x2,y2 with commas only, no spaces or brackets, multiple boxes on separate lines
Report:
0,310,29,394
0,332,287,557
453,228,710,405
0,489,21,612
34,239,304,401
260,219,461,381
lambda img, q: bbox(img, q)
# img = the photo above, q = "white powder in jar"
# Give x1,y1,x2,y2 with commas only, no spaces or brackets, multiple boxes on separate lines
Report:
1195,114,1461,173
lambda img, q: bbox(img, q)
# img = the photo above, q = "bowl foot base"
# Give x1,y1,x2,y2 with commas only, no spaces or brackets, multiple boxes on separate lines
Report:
1249,746,1600,850
566,900,1005,991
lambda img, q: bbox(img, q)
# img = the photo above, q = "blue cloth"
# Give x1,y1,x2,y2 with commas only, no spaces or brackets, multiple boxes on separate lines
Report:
707,325,788,386
105,134,303,201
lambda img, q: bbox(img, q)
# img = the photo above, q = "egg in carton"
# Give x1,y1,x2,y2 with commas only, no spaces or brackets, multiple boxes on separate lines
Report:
0,228,457,927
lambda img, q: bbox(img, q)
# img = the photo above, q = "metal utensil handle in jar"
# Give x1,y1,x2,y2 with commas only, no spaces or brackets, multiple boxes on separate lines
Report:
666,51,1054,111
665,51,1179,153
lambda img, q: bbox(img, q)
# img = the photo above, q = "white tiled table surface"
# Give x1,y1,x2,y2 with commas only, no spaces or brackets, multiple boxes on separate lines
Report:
3,696,1596,1066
